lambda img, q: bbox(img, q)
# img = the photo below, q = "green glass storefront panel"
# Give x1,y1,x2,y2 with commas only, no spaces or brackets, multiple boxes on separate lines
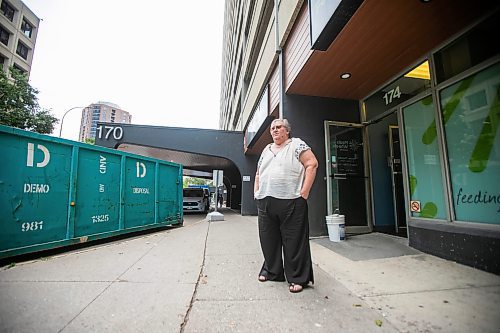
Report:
440,63,500,224
402,96,447,219
0,129,71,251
123,158,156,228
74,149,121,236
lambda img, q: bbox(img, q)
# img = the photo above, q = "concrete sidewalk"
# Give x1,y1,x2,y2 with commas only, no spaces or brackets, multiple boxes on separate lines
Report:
1,210,499,332
311,235,500,333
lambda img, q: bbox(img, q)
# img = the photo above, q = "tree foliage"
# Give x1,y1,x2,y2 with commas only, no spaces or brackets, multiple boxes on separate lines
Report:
183,176,212,188
0,67,58,134
84,137,95,145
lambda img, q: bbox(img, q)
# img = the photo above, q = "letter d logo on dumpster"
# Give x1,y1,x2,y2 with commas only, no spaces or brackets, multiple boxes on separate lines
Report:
26,143,50,168
136,162,146,178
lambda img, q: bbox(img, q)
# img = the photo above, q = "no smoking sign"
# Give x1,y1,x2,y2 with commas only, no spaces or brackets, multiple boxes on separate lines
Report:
410,200,421,213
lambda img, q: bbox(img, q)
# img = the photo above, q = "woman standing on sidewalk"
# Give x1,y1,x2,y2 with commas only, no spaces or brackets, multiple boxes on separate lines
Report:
254,118,318,293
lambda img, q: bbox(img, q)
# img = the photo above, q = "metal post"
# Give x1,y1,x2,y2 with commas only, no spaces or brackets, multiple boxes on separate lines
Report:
207,170,224,221
214,171,219,213
275,0,284,119
59,106,85,138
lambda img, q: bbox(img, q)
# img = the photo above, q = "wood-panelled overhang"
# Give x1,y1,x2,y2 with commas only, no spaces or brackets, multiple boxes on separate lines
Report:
287,0,498,100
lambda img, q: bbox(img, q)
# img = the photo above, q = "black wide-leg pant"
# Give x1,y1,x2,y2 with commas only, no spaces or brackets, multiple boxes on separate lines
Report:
257,196,314,285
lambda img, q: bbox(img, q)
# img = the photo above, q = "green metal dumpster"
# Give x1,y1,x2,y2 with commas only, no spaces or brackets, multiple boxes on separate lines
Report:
0,125,183,259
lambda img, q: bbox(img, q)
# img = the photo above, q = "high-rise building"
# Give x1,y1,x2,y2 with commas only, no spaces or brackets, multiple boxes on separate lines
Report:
0,0,39,76
79,102,132,142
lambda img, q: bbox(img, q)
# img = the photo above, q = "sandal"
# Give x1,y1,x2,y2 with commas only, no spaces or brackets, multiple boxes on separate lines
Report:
258,275,268,282
289,283,303,293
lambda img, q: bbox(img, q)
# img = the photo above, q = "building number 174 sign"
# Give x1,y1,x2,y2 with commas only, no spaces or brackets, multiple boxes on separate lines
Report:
383,86,401,105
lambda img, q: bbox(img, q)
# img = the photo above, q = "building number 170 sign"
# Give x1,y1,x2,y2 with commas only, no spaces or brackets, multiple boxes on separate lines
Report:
96,125,123,140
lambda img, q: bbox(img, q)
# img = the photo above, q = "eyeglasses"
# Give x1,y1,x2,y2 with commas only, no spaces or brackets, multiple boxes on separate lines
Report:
270,125,283,131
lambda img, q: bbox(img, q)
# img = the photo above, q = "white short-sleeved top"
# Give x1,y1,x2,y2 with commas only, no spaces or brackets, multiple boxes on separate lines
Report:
254,137,311,200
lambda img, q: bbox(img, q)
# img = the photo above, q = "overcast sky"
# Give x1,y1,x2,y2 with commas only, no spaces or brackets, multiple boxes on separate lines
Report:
22,0,225,140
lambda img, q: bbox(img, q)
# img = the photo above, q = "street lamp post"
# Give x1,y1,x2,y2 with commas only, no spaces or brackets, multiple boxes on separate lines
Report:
59,106,85,138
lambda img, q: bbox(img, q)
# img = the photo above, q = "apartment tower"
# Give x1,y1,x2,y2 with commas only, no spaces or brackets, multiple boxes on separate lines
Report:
79,102,132,141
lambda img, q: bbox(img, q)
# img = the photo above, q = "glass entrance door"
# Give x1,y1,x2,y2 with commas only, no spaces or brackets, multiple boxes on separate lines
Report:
325,121,370,233
388,125,407,236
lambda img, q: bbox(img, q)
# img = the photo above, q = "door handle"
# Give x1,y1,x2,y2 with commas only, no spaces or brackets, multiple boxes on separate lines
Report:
331,173,368,179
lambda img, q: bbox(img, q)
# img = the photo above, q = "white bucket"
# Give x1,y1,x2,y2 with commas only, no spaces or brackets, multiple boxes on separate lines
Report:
325,214,345,242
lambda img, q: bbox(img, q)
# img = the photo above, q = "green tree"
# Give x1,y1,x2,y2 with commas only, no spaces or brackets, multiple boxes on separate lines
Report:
183,176,212,188
0,67,58,134
84,138,95,145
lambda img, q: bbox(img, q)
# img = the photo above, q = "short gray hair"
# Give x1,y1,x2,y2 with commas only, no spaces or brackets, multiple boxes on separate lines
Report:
271,118,292,134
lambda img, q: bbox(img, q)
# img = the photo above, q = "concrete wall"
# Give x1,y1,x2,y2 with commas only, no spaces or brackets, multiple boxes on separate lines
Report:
239,0,304,132
409,220,500,275
241,5,277,131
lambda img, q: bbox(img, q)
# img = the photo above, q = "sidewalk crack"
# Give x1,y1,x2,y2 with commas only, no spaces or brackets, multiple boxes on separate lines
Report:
180,221,211,332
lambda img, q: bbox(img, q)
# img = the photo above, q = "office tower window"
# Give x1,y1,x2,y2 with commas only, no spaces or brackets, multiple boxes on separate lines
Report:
0,53,5,69
13,63,26,74
0,1,15,22
16,40,28,60
21,18,33,38
0,24,9,46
